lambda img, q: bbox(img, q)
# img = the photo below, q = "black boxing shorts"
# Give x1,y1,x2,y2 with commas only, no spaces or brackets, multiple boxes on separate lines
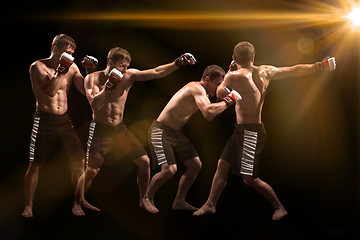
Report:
221,123,267,178
148,121,199,169
29,111,85,164
86,121,147,169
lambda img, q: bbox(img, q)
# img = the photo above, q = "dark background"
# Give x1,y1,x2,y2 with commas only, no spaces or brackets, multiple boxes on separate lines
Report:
0,0,359,239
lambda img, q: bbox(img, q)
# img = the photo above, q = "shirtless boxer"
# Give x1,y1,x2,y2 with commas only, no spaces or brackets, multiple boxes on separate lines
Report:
194,41,336,220
22,34,97,218
71,47,196,216
142,65,241,214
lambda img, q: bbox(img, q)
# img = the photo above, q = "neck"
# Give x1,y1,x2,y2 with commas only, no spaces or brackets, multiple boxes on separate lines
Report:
199,81,209,95
239,62,254,68
104,65,112,75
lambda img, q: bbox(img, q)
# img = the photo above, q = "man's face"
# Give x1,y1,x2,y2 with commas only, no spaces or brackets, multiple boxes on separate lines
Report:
113,60,130,74
55,45,75,57
208,76,224,96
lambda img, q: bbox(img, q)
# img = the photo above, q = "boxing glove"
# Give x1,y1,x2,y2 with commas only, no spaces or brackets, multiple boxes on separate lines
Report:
56,52,74,74
175,53,196,67
82,55,98,72
223,87,242,106
314,57,336,71
104,68,124,89
229,60,237,71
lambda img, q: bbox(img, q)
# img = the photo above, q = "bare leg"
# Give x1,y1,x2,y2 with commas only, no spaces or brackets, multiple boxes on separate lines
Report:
22,162,41,218
71,159,85,192
133,155,150,208
242,175,288,220
143,163,177,214
194,159,231,216
172,157,202,211
72,167,101,216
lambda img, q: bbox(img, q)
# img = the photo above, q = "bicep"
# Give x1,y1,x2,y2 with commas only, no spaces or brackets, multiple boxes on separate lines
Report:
194,92,211,113
128,69,154,82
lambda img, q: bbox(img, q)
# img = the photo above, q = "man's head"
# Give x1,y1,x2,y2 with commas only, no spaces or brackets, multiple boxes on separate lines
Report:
233,41,255,66
107,47,131,74
201,65,225,96
51,34,76,56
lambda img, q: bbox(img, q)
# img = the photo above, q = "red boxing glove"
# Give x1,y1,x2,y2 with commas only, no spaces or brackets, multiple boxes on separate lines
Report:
223,87,242,106
104,68,124,89
56,52,74,74
314,57,336,71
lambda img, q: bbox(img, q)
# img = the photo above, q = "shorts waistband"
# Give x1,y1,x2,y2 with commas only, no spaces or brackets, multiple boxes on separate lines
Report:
92,121,126,131
152,121,182,133
234,123,264,131
35,111,69,120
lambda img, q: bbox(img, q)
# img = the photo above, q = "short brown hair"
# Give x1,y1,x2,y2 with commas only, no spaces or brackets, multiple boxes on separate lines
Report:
201,65,225,81
51,34,76,52
233,41,255,65
107,47,131,65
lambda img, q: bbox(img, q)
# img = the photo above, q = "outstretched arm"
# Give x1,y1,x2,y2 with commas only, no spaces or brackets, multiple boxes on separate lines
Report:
264,57,336,80
131,53,196,82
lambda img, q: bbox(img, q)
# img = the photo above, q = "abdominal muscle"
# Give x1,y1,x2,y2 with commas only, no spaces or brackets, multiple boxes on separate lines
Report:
36,89,68,115
93,101,125,126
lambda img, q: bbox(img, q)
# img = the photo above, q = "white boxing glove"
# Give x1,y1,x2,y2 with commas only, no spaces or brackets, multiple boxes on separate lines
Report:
104,68,124,89
314,57,336,71
223,87,242,106
56,52,74,74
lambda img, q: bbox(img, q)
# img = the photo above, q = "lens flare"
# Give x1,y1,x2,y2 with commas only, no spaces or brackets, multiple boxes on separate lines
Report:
346,7,360,26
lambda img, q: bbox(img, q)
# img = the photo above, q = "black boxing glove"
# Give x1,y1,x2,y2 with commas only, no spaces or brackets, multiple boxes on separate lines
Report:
229,60,237,71
175,53,196,67
82,55,98,73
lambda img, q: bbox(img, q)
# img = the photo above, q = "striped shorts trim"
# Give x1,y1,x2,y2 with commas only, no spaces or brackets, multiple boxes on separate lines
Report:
86,121,96,165
150,127,167,166
29,115,41,162
240,130,258,176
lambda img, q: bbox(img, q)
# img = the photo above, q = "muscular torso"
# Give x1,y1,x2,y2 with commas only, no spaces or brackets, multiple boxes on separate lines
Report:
227,66,270,124
30,59,77,115
86,70,134,126
157,82,202,130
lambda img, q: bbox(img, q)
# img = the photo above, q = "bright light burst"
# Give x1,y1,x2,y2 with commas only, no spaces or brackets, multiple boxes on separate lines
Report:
346,7,360,26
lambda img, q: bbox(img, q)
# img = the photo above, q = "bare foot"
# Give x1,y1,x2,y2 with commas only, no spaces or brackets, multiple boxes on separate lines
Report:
193,203,216,216
272,207,288,221
21,206,33,218
172,200,198,211
82,200,101,212
142,197,159,214
72,203,85,216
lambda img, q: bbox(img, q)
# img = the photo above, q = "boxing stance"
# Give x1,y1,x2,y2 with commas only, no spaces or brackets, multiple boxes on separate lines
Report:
143,65,241,214
72,48,196,216
194,41,336,220
22,34,97,218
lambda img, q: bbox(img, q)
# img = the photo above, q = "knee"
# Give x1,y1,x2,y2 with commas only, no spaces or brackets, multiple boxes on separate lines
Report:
86,167,100,179
191,159,202,173
135,155,150,170
28,163,41,175
162,164,177,177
